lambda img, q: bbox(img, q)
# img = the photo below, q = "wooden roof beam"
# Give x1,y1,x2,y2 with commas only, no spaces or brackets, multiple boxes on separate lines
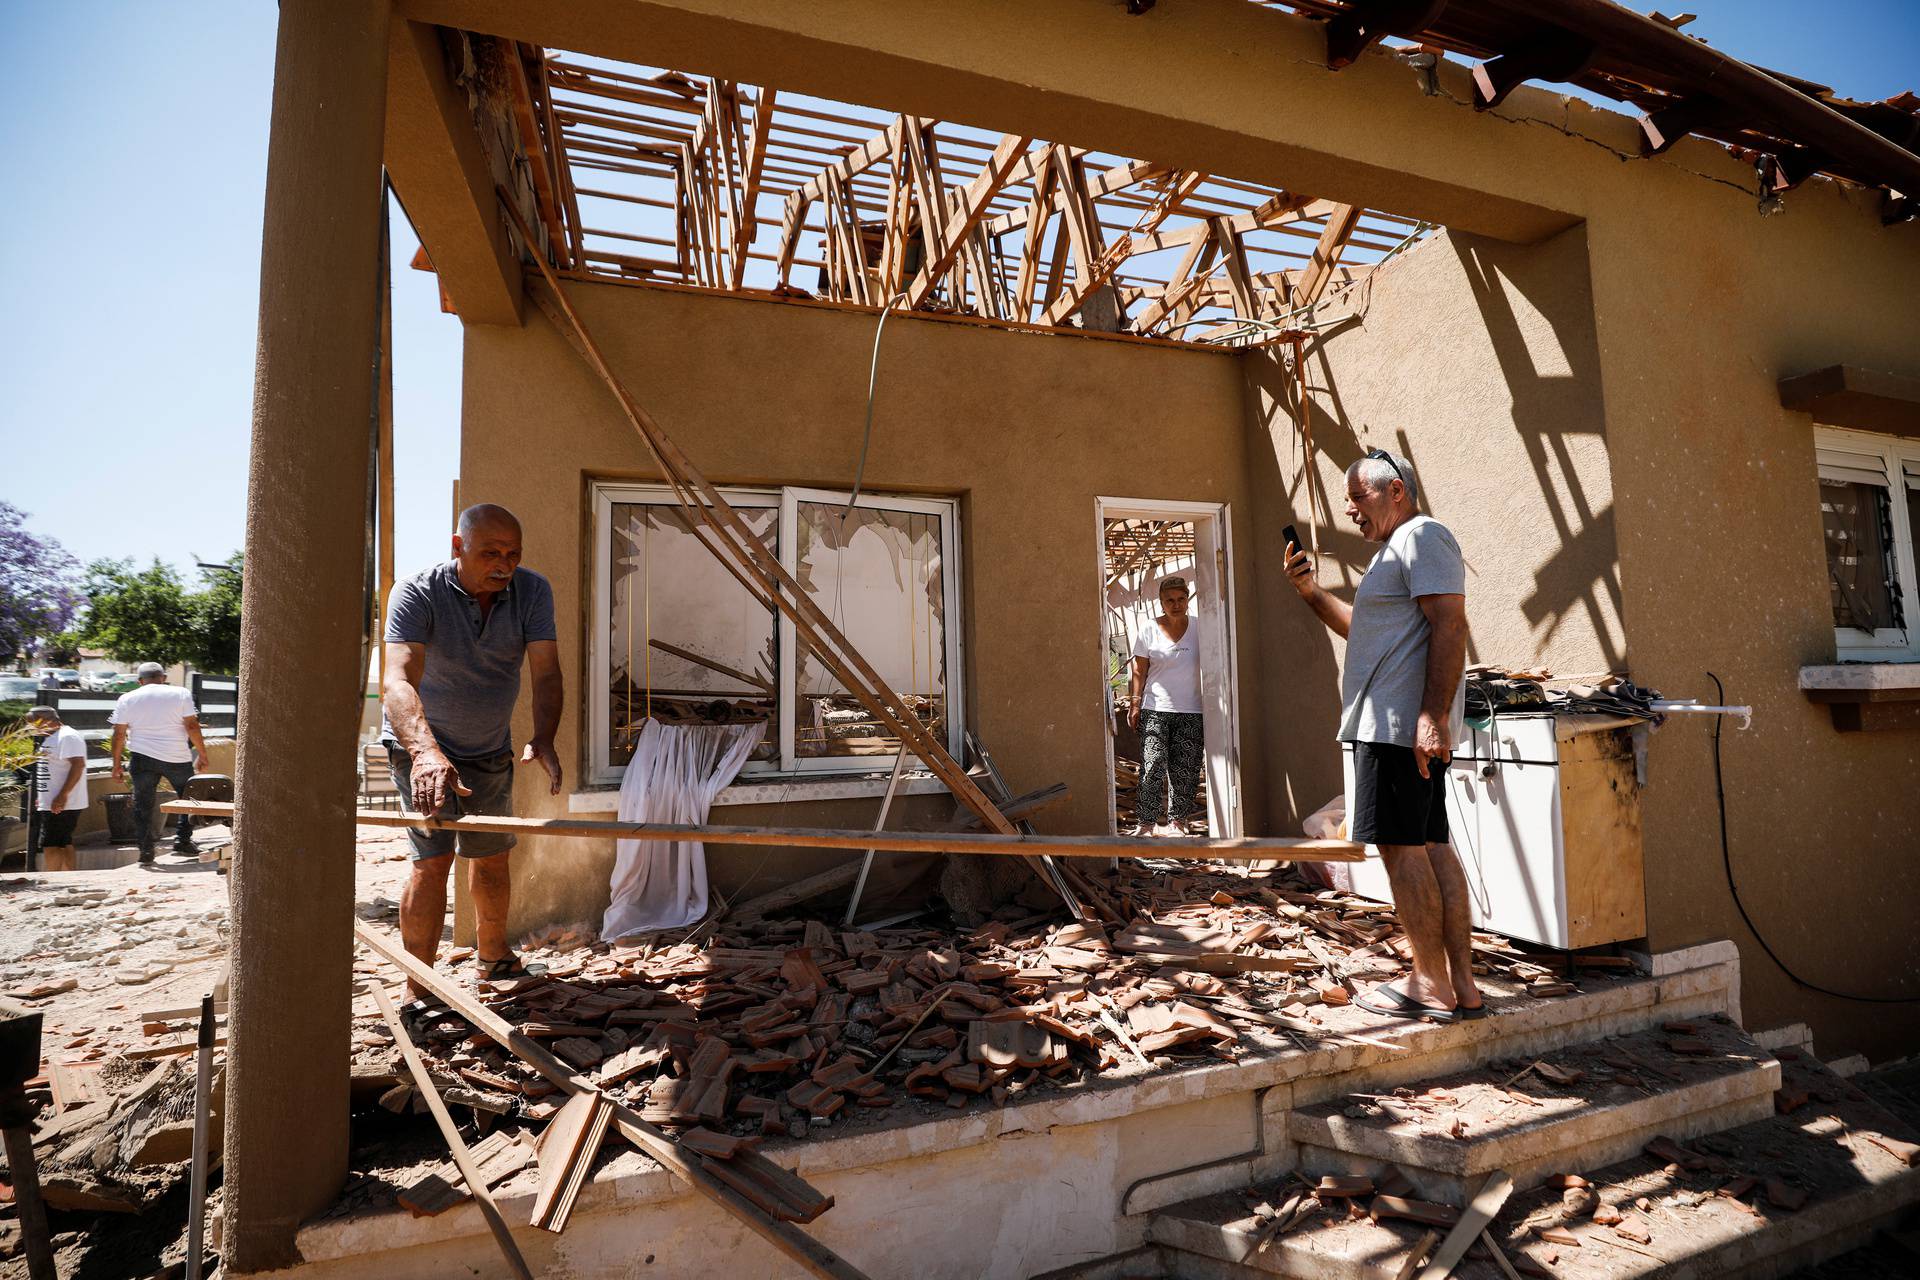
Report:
1472,29,1597,112
1293,203,1362,307
1527,0,1920,196
905,132,1036,306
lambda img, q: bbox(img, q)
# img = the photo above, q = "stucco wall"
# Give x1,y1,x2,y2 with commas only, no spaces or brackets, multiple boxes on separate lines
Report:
459,284,1260,934
1580,178,1920,1065
1241,223,1621,835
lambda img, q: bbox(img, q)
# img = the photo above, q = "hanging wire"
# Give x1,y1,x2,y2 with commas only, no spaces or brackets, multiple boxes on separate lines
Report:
842,293,909,519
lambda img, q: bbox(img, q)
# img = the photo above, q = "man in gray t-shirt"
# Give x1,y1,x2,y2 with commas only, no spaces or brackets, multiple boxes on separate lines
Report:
383,503,564,990
1285,449,1480,1023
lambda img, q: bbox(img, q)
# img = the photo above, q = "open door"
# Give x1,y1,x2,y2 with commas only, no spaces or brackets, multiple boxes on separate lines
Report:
1097,498,1243,839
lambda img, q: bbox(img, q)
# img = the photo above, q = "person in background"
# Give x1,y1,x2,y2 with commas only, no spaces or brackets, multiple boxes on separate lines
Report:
110,661,210,863
1125,574,1205,836
27,705,88,873
1284,448,1480,1022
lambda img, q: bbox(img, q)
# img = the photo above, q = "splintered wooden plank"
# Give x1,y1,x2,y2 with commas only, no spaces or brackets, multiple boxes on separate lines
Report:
368,982,535,1280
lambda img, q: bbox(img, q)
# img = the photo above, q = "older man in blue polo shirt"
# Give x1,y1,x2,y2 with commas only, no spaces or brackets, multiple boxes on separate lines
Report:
383,503,564,986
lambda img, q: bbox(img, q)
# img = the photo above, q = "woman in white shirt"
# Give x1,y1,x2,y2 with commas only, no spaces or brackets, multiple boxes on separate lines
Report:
1125,575,1204,835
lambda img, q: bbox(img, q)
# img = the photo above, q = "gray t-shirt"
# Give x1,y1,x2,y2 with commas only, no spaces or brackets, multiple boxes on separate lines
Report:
381,562,557,758
1337,514,1466,747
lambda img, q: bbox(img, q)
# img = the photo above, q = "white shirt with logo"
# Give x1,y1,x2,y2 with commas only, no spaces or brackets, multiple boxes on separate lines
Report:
37,726,90,812
110,683,199,763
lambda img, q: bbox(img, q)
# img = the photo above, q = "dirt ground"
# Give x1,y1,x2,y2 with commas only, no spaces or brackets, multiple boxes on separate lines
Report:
0,822,415,1278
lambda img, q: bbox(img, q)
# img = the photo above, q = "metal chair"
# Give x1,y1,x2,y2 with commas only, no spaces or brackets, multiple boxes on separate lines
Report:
360,743,403,811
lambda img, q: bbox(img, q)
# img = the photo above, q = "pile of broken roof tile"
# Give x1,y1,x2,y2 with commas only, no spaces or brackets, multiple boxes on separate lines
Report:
357,863,1584,1172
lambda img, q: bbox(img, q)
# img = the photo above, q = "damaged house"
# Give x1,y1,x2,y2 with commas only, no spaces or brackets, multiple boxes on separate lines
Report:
53,1,1914,1277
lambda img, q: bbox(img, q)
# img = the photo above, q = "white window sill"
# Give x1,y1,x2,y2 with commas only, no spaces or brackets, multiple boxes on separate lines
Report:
568,772,951,813
1799,662,1920,696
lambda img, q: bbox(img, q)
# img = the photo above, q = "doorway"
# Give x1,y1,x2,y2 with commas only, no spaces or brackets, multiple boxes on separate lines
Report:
1096,499,1243,839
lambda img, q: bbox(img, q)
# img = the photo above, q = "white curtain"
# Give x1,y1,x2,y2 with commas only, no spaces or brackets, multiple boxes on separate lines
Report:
602,719,764,940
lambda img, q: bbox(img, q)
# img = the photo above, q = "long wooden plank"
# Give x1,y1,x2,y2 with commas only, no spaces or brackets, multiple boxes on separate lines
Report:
355,923,872,1280
367,980,536,1280
165,800,1363,862
1416,1169,1513,1280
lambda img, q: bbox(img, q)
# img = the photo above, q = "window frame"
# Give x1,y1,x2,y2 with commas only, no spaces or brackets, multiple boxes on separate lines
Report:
778,486,966,774
588,480,966,784
1815,425,1920,662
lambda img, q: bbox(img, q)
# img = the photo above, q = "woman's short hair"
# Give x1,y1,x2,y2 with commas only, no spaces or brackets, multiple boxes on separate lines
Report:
1158,575,1190,597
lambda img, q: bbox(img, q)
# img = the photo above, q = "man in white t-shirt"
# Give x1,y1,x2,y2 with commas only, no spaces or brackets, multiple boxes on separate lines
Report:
1125,574,1206,836
109,662,209,863
27,705,90,873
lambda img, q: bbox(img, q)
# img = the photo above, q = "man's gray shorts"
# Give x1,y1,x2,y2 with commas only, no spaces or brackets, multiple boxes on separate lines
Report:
387,744,518,861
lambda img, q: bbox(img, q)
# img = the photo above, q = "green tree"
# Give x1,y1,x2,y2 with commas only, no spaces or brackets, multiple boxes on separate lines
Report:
39,630,83,666
193,554,243,674
82,559,196,667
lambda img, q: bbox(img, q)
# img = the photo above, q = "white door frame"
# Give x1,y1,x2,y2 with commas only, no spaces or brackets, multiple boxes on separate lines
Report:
1095,497,1245,838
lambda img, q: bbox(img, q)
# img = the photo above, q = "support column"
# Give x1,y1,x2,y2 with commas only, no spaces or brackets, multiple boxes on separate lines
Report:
225,0,389,1269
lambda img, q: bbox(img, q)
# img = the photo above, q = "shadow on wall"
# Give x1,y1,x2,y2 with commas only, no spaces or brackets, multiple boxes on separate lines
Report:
1241,223,1625,835
1449,232,1624,670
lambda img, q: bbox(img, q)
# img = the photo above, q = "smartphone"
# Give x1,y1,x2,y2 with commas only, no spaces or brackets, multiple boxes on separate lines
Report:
1281,524,1302,556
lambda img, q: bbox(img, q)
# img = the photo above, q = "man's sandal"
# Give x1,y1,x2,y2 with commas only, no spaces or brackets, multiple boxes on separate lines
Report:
475,953,547,981
1356,982,1459,1023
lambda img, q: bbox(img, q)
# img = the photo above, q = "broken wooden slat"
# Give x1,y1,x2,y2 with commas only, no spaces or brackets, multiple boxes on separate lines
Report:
367,981,535,1280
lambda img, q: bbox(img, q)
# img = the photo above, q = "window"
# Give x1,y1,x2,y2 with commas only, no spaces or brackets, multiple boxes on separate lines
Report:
590,482,963,783
1816,427,1920,660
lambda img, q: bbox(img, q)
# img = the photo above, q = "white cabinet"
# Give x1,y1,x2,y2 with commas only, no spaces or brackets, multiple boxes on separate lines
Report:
1339,714,1645,950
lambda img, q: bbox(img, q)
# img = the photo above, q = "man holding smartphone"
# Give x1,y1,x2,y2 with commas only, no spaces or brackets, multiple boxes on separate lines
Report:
1284,449,1481,1021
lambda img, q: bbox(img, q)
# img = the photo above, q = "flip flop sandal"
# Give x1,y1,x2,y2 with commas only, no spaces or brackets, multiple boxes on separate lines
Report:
1356,982,1459,1023
476,953,548,981
1457,1003,1489,1021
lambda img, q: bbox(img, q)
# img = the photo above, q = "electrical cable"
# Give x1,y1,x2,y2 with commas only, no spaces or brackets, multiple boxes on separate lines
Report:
842,292,907,519
1707,671,1920,1003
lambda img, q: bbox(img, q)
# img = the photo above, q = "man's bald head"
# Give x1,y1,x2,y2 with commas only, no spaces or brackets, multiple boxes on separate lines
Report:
457,503,521,540
452,504,524,596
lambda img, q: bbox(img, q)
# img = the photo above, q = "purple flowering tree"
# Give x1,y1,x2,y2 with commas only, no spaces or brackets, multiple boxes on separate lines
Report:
0,502,83,667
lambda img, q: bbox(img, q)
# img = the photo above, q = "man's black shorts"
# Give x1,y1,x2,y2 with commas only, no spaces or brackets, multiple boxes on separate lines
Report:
1350,742,1450,847
36,809,81,846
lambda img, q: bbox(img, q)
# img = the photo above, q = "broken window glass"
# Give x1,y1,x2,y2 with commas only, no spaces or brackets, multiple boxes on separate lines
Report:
608,502,778,766
793,501,947,758
1820,476,1901,634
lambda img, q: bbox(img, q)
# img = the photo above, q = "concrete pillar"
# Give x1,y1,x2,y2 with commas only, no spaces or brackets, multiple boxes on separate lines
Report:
225,0,389,1269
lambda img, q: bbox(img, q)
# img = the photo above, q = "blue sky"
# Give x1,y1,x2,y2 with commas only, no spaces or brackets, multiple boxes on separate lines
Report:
1,1,1915,587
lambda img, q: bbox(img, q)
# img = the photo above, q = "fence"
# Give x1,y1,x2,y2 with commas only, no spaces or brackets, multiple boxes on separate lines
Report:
30,674,238,766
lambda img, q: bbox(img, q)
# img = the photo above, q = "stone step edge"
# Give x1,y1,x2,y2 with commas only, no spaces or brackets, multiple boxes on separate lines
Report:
1288,1055,1782,1178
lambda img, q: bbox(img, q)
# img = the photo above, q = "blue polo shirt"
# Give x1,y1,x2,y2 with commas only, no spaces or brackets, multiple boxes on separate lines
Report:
380,562,557,758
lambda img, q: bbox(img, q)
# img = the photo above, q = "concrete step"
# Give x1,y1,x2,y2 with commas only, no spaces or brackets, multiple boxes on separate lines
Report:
1147,1051,1920,1280
1289,1016,1779,1201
